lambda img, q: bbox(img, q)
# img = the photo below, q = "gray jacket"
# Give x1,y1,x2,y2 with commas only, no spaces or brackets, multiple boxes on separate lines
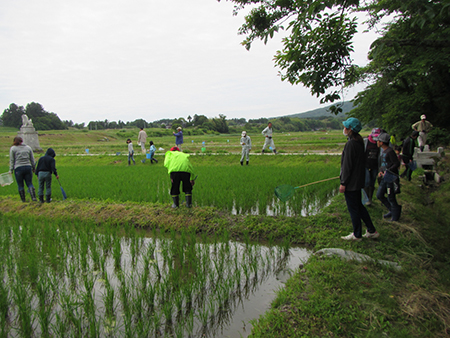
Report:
10,144,35,171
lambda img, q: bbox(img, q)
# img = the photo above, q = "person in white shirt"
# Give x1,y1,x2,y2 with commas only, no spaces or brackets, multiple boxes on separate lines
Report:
261,122,277,154
138,128,147,154
240,131,252,165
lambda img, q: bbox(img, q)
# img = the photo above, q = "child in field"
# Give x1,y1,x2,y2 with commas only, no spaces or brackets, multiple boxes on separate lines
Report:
127,139,135,166
149,141,158,164
35,148,59,203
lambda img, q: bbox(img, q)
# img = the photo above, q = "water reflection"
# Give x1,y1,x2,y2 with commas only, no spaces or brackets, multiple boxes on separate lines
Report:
231,188,338,217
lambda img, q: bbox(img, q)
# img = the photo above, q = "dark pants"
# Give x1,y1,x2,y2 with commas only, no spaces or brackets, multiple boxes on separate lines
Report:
377,179,399,211
401,156,413,181
170,172,192,196
344,190,376,238
14,166,34,192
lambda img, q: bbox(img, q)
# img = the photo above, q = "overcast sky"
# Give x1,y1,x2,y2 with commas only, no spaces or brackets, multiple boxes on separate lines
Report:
0,0,377,124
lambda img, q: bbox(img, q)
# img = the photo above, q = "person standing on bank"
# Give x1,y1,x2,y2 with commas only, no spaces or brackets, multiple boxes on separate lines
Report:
240,131,252,165
375,132,402,222
340,118,379,241
9,136,37,202
173,127,183,151
363,128,381,206
412,114,433,152
262,122,277,154
164,147,195,208
138,127,147,154
400,131,419,181
35,148,59,203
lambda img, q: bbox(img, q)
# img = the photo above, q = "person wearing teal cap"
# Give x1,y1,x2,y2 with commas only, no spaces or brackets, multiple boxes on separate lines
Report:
340,118,378,241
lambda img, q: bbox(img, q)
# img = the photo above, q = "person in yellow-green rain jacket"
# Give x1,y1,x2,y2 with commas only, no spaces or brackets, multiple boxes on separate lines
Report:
164,147,196,208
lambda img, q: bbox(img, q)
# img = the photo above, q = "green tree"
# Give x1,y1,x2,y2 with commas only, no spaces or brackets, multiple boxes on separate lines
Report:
221,0,450,141
1,103,25,128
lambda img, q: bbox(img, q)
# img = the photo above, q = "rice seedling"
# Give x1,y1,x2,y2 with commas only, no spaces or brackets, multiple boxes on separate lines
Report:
0,213,310,337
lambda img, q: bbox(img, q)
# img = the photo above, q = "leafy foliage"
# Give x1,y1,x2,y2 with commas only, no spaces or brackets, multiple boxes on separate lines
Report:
221,0,450,144
1,102,66,130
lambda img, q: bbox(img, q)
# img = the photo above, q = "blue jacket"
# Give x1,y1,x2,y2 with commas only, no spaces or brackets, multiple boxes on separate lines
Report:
173,131,183,145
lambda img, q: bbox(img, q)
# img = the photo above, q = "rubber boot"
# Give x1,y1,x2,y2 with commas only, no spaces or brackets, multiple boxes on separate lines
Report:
39,195,44,203
420,146,424,152
261,149,264,154
19,190,26,202
171,196,179,208
240,161,243,166
390,205,402,222
185,194,192,208
29,187,37,202
46,195,51,203
246,161,249,165
273,149,277,154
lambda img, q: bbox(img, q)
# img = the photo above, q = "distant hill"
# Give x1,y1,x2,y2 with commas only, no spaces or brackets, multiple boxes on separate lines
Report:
280,101,355,119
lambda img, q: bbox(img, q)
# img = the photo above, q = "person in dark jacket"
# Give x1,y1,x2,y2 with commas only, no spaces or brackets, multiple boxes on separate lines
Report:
35,148,59,203
363,128,381,205
340,118,378,241
375,132,402,221
400,130,419,181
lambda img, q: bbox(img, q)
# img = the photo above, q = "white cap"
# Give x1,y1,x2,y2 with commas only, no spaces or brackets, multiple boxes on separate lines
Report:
421,114,426,120
241,131,247,137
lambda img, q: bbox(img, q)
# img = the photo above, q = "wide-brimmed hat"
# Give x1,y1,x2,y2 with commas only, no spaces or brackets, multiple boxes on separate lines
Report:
177,127,182,130
374,132,390,143
342,118,362,133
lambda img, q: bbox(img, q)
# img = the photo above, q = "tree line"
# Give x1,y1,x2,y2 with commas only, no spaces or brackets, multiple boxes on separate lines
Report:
1,102,345,134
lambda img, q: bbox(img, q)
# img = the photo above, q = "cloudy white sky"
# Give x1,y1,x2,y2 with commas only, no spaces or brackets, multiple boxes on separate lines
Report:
0,0,376,124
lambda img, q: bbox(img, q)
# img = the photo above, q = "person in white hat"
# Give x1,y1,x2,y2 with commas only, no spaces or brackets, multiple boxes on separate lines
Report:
411,114,433,151
240,131,252,165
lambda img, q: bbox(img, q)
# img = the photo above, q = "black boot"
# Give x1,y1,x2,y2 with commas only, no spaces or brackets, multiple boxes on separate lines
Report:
39,195,44,203
383,211,392,218
46,195,51,203
390,205,402,222
19,190,26,202
29,187,37,202
185,194,192,208
240,161,243,166
171,196,179,208
261,149,264,154
273,149,277,154
246,161,249,165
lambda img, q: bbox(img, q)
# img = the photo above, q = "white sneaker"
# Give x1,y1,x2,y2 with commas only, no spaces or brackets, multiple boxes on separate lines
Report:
341,233,362,241
363,231,380,239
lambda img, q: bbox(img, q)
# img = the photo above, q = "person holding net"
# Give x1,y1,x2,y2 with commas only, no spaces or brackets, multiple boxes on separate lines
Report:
339,118,378,241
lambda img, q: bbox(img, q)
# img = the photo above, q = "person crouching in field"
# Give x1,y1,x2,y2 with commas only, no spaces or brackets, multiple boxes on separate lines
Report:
127,139,135,166
149,141,158,164
164,147,195,208
340,118,379,241
35,148,59,203
240,131,251,165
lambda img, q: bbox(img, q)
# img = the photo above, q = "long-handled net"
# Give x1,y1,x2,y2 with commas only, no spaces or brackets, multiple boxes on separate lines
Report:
274,176,340,202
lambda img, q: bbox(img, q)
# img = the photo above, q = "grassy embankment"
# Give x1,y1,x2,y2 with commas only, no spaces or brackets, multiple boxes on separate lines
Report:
0,128,449,337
